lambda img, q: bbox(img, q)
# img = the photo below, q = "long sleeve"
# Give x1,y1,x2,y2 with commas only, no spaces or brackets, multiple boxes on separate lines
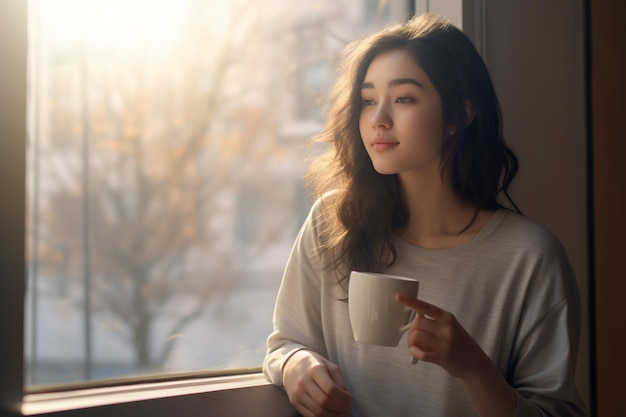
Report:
508,245,586,417
263,199,328,386
263,204,588,416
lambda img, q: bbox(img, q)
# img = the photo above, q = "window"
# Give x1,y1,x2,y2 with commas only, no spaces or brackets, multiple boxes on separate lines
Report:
0,1,466,415
24,0,410,389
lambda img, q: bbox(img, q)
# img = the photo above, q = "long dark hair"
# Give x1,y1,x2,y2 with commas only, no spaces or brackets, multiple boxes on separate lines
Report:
306,13,519,284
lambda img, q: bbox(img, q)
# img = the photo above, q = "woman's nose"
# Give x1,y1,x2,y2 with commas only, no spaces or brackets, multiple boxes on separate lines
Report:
372,103,391,129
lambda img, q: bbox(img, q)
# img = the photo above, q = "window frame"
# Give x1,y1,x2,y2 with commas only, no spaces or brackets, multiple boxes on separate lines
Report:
0,0,27,414
1,1,469,415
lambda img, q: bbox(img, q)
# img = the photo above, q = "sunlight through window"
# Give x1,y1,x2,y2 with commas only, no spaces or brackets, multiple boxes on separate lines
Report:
26,0,407,388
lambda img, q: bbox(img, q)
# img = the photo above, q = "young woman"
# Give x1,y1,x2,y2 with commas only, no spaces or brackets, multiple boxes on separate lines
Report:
263,13,586,417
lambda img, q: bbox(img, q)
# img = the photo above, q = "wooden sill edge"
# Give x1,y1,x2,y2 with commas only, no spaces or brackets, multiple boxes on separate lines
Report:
22,372,272,415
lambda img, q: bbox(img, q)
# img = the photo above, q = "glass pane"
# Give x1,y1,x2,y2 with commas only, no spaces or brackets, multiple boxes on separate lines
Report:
25,0,406,387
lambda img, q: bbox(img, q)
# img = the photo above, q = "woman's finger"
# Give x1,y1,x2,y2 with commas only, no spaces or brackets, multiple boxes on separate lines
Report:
298,392,322,417
326,362,348,390
396,294,449,321
409,313,440,334
310,363,352,413
409,344,440,364
408,326,439,351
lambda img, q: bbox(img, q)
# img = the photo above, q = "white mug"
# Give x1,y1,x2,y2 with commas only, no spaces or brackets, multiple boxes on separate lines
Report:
348,271,420,347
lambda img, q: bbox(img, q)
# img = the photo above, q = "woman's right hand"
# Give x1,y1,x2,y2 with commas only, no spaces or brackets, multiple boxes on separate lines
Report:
282,349,353,417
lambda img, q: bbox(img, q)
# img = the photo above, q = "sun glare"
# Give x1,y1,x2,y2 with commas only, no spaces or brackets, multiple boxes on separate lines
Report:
36,0,190,54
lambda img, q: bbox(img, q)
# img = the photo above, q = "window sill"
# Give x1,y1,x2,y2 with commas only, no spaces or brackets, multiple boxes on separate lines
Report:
22,373,296,417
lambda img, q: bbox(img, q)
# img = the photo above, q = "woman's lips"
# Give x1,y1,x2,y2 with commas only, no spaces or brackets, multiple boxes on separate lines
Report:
371,137,399,151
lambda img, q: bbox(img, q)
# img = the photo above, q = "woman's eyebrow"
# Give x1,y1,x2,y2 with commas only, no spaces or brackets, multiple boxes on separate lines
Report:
361,78,425,90
389,78,425,88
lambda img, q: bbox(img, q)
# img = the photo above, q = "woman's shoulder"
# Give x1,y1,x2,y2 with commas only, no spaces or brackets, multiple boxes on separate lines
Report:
493,211,580,314
314,189,341,206
491,210,567,256
308,189,341,220
300,190,341,242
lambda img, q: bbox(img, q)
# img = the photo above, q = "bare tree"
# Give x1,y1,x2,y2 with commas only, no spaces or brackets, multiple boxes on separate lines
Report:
34,0,388,374
37,0,293,371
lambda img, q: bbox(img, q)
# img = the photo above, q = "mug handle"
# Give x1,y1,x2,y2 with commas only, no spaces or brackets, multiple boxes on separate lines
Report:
399,306,417,334
399,306,419,365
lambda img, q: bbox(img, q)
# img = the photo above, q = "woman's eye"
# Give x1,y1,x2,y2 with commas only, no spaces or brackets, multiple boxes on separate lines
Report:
362,98,376,107
396,96,414,104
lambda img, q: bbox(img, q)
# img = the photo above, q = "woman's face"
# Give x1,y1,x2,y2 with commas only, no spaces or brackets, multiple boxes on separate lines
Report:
359,48,448,178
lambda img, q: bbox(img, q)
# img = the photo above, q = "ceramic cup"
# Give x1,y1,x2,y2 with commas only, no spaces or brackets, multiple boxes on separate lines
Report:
348,271,420,347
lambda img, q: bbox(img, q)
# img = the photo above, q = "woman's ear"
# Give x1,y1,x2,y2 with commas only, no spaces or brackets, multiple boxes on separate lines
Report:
464,99,476,127
447,100,476,136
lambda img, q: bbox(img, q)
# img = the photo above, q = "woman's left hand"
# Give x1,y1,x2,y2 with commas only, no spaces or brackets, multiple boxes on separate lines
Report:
396,293,486,380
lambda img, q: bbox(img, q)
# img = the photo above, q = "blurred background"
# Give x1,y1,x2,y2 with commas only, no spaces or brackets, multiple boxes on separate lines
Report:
25,0,414,387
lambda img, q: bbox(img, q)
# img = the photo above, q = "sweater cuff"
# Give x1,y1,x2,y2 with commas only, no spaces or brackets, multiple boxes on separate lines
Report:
263,345,311,387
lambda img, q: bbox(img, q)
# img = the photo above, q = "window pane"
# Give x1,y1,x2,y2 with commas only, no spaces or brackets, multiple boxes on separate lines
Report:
25,0,405,387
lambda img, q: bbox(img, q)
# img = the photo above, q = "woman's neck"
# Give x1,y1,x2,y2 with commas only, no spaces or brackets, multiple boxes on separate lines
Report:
395,171,493,249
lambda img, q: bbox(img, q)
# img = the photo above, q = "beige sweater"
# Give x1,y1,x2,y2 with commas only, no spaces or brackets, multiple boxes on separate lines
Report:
264,197,587,416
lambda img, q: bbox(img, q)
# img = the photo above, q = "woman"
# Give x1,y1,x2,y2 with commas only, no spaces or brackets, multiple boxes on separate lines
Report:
263,13,586,417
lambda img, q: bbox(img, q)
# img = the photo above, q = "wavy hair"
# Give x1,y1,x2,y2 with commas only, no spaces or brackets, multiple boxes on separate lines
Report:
306,13,519,285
